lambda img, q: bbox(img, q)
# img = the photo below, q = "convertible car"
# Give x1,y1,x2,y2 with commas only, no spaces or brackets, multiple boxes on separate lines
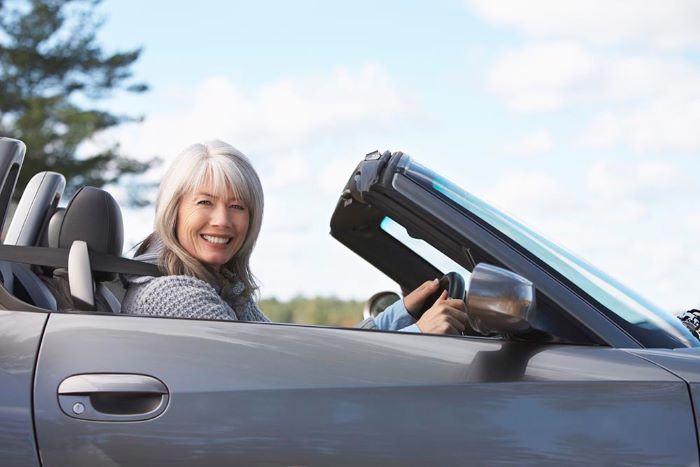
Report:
1,136,700,466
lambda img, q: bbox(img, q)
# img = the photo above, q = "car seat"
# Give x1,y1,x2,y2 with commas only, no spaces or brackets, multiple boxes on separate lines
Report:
42,186,124,313
0,138,65,311
1,171,66,310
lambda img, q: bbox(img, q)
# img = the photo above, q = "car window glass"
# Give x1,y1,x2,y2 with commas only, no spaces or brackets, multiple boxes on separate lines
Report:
380,216,471,281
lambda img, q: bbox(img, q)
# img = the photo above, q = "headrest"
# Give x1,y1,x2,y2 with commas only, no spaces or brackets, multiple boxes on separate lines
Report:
44,208,65,248
51,187,124,281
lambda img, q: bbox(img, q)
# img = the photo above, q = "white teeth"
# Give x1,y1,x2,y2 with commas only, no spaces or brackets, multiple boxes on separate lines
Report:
202,235,230,244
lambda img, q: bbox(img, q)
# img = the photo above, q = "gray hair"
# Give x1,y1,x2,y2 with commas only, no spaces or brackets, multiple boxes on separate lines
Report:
138,140,264,300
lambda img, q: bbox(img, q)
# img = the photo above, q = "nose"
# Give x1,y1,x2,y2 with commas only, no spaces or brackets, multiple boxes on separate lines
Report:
210,203,232,227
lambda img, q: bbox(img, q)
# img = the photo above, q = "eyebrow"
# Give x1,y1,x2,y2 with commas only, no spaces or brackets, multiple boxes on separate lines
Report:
194,192,241,202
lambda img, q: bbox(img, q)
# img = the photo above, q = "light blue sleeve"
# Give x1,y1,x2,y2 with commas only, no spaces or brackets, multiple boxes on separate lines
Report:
372,299,421,333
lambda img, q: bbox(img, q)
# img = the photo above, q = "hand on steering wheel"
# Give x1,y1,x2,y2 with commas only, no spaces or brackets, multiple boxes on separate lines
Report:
403,272,469,335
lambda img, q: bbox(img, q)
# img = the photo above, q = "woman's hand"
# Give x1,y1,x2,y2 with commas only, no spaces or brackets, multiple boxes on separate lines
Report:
402,279,469,335
416,290,469,335
403,279,441,318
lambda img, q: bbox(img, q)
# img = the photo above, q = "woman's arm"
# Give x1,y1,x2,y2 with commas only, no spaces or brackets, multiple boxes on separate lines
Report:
366,299,420,332
359,280,468,334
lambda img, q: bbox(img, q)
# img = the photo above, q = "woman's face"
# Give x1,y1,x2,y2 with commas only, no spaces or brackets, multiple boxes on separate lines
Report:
175,181,250,268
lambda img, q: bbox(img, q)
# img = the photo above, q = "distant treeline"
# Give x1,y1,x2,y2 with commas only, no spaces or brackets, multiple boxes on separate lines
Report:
259,297,365,327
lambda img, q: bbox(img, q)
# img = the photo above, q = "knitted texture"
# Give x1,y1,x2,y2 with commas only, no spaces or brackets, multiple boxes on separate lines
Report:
122,274,269,322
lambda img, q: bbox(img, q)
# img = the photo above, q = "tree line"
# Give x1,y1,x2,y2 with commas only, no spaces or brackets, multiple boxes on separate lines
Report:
259,297,365,327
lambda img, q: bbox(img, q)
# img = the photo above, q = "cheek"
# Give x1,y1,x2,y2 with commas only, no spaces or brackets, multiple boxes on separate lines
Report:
237,211,251,236
230,212,250,252
176,208,204,247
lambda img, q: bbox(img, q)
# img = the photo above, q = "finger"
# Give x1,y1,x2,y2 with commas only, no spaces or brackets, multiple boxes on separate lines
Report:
415,278,440,297
444,315,466,333
441,306,469,324
444,298,466,310
404,279,442,315
422,291,451,316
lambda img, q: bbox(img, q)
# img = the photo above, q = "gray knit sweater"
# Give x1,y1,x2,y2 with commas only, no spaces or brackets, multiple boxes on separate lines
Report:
121,243,269,322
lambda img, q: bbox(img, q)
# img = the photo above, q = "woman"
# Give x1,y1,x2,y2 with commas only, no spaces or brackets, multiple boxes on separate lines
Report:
122,140,468,334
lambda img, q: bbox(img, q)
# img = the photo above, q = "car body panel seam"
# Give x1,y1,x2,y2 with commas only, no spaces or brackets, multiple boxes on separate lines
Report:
31,312,50,467
622,349,700,461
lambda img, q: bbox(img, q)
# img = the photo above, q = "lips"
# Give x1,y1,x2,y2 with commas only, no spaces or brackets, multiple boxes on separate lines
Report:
201,234,232,245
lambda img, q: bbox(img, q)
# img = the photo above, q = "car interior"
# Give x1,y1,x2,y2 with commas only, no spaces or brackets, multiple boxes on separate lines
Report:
0,137,153,314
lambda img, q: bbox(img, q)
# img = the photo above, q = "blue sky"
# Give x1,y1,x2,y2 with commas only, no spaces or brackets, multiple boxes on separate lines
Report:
91,0,700,311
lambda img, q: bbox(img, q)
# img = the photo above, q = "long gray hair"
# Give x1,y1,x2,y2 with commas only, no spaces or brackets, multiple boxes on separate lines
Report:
137,140,264,300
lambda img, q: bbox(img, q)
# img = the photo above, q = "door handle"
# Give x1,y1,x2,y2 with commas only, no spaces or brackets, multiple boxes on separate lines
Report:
58,374,169,422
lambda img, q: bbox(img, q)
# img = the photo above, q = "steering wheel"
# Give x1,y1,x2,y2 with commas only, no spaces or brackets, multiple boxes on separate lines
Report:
415,271,466,317
439,271,466,300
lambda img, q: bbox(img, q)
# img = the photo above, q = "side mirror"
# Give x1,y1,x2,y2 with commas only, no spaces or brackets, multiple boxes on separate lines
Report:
466,263,536,336
363,291,401,319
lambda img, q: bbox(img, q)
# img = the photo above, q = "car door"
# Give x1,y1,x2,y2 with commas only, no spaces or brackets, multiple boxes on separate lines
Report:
34,311,697,466
0,310,46,467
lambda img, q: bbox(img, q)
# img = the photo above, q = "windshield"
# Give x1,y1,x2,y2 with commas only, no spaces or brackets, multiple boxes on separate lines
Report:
398,157,697,348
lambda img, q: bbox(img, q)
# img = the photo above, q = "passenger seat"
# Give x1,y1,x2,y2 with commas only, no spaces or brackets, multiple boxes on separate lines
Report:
42,186,124,313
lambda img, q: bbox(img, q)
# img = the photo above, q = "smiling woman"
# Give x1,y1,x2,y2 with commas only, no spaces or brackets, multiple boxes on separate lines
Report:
121,140,268,321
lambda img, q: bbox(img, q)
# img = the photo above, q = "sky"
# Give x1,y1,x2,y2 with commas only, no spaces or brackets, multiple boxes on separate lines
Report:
90,0,700,311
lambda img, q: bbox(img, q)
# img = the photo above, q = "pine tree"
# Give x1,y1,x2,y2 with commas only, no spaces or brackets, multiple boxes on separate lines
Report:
0,0,156,203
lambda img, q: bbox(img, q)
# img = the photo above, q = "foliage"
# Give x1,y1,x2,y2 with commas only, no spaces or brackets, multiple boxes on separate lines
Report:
259,296,365,327
0,0,156,202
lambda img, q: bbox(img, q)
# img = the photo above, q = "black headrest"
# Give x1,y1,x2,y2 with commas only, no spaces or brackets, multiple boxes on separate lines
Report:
52,187,124,281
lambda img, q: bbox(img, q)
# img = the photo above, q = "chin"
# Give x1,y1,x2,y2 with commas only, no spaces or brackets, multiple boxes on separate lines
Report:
200,256,232,268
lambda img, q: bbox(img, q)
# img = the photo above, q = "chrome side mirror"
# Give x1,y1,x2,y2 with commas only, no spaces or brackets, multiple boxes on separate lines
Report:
466,263,536,336
363,291,401,319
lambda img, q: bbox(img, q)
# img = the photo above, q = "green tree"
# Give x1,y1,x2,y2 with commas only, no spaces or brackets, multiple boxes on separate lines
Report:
0,0,156,202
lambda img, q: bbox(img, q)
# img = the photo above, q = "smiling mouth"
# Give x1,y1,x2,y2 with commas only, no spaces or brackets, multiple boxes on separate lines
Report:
201,234,232,245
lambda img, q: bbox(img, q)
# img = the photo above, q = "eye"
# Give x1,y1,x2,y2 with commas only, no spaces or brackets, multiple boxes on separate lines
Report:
230,203,246,211
197,199,213,206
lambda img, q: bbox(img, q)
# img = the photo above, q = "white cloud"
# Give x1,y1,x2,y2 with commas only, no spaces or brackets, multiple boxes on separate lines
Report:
487,42,700,153
97,63,413,165
487,42,597,111
579,93,700,153
121,206,155,253
688,213,700,234
504,129,554,154
586,161,634,199
636,161,685,189
261,151,310,189
587,233,700,312
585,160,685,202
489,46,700,110
105,64,418,299
483,171,577,217
468,0,700,49
318,158,357,195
